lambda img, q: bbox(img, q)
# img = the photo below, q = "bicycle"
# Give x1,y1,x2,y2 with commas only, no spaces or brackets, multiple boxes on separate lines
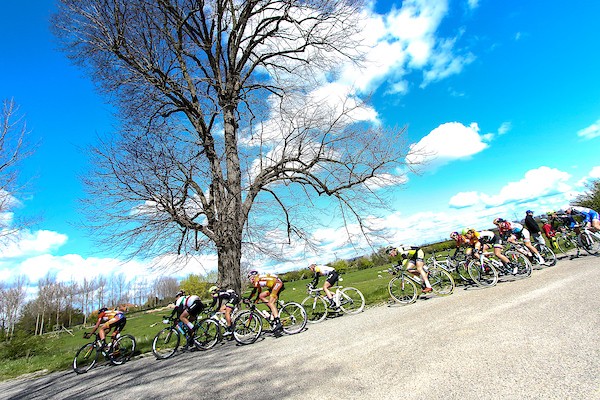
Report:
232,300,307,345
467,250,531,287
387,262,455,304
507,241,557,268
73,331,136,374
427,249,470,284
574,224,600,255
197,306,241,345
151,315,219,359
301,284,366,323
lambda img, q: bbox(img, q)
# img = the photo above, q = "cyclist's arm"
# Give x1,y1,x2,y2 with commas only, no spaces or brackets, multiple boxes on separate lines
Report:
245,287,258,302
89,318,102,333
310,272,320,287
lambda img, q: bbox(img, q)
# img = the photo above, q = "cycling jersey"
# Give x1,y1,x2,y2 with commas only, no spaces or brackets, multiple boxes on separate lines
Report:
175,295,204,317
209,289,240,309
98,310,124,323
98,310,126,332
310,265,339,287
468,231,503,248
249,274,285,300
570,206,600,223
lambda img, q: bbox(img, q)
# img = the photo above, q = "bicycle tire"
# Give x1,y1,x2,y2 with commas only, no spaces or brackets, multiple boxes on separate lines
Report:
233,310,262,345
388,276,418,304
109,334,136,365
339,287,365,314
580,232,600,255
505,251,532,278
429,267,455,296
537,245,557,267
456,260,472,282
152,327,180,359
301,296,328,323
194,318,220,350
279,302,307,334
73,342,99,374
467,259,498,287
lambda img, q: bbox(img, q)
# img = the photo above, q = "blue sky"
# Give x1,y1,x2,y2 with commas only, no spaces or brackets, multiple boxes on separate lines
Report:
1,0,600,287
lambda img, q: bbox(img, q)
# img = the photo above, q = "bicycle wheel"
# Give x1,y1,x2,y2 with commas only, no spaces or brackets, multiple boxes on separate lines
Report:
456,261,471,282
233,310,262,345
301,296,328,323
109,334,136,365
152,327,180,359
338,287,365,314
467,259,498,287
388,276,418,304
537,245,557,267
429,267,455,296
580,232,600,255
279,302,307,334
73,342,99,374
194,318,220,350
505,251,532,278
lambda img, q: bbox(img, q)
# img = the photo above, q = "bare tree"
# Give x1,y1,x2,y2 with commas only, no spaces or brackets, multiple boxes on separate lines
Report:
53,0,414,293
0,275,27,339
0,99,35,241
154,276,180,301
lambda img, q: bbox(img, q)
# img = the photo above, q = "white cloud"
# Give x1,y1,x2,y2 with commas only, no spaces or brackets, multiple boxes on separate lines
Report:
449,166,572,209
577,119,600,140
0,230,68,259
449,191,480,208
576,165,600,186
498,121,511,135
406,122,489,169
467,0,479,10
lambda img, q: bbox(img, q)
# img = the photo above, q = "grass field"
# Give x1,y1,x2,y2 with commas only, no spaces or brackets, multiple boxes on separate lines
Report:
0,259,457,381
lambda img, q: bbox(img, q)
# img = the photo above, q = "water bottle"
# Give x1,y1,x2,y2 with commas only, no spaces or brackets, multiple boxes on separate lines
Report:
261,310,271,320
177,321,187,335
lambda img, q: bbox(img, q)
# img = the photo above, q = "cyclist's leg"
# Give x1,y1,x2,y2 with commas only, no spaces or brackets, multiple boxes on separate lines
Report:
323,271,338,306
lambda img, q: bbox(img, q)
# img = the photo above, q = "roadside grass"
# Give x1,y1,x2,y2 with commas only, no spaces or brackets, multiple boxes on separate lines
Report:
0,260,461,381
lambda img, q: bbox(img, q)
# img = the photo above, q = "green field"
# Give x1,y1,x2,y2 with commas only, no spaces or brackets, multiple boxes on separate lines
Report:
0,259,458,381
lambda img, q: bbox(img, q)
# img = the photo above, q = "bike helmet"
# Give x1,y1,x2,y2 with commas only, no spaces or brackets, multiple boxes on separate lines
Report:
525,210,533,214
493,218,504,225
247,270,259,280
450,231,459,239
384,246,396,255
465,227,476,234
175,290,185,298
98,307,108,314
308,263,317,269
208,285,219,295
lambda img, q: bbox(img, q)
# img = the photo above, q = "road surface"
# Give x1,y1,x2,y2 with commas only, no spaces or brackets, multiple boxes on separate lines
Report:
1,253,599,399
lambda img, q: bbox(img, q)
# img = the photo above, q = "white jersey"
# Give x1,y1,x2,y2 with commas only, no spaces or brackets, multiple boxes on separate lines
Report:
175,295,200,308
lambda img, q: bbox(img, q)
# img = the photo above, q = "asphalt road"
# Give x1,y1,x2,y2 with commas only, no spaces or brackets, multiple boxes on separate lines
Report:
1,253,599,400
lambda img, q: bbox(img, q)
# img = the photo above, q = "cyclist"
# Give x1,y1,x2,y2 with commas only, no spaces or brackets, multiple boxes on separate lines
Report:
494,218,545,265
565,206,600,231
170,290,205,347
450,231,470,258
386,245,432,293
541,218,558,250
86,306,126,351
308,264,339,309
524,210,545,245
245,271,284,333
463,228,518,275
207,286,240,337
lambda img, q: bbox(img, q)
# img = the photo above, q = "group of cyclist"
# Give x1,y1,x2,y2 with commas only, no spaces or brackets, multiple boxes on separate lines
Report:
91,205,599,347
386,206,599,282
